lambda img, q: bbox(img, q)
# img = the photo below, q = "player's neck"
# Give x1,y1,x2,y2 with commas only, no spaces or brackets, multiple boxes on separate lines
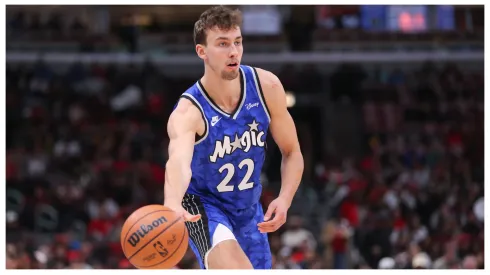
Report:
200,70,241,107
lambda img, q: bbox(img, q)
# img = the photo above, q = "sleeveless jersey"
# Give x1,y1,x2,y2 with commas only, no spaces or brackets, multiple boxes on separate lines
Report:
177,65,271,211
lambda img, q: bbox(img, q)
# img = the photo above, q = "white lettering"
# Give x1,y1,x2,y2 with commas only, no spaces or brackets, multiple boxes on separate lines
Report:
257,132,265,147
246,102,259,110
210,136,232,163
241,131,252,153
209,121,266,162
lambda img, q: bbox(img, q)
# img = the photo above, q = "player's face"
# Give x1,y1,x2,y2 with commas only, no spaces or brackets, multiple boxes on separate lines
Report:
200,27,243,80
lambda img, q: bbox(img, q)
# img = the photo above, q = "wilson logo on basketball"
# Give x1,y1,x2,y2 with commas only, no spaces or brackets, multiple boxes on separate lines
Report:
127,216,168,247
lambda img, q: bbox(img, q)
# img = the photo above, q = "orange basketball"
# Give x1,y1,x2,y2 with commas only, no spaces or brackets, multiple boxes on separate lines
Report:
120,205,188,269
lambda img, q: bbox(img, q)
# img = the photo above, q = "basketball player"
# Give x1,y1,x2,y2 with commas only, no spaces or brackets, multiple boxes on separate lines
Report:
163,6,304,269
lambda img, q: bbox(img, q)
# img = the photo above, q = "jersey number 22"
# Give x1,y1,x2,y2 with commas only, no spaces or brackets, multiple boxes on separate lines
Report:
217,158,254,192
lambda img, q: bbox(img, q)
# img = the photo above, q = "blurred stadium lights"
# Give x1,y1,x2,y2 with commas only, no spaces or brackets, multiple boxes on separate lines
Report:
285,91,296,108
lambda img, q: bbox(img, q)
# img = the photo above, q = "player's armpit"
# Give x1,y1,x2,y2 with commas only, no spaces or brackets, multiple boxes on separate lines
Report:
164,98,203,208
255,68,304,207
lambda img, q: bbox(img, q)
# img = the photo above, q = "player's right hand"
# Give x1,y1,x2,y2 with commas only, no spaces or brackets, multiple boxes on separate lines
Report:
165,204,201,223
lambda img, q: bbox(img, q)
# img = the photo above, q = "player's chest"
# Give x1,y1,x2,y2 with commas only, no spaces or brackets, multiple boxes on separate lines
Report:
203,115,269,164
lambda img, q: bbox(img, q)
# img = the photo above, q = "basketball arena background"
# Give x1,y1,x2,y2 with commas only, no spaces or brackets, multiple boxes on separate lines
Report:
5,5,484,269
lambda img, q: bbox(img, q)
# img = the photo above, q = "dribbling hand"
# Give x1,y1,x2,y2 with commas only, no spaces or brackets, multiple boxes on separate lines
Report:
165,204,201,223
257,197,289,233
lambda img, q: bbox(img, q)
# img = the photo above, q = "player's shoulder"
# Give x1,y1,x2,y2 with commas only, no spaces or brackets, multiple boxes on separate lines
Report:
174,97,197,113
170,92,202,126
167,97,202,136
247,66,287,118
250,66,281,85
173,83,202,116
179,82,201,101
248,66,283,94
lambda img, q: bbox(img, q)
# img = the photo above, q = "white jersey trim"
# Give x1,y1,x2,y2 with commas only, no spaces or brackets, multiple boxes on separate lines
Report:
249,66,271,122
181,93,209,145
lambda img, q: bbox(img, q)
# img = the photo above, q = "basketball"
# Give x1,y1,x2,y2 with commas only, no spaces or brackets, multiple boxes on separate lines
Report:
120,205,188,269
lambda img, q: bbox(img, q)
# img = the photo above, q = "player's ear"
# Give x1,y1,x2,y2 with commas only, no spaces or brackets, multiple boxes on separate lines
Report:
196,44,207,61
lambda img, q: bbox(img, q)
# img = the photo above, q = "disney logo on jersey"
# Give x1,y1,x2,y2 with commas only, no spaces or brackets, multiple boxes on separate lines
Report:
245,102,259,110
209,120,265,163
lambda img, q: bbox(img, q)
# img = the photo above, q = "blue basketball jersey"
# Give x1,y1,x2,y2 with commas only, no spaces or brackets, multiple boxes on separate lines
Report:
177,65,271,211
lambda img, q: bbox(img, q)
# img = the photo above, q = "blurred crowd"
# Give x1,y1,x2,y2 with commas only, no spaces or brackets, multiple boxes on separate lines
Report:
7,10,85,33
310,61,484,269
5,7,315,54
6,60,185,269
6,57,483,269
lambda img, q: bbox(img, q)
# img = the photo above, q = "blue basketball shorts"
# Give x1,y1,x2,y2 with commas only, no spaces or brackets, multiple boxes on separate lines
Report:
181,193,272,269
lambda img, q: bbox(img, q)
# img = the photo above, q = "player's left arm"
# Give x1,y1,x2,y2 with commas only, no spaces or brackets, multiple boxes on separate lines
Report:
255,68,304,233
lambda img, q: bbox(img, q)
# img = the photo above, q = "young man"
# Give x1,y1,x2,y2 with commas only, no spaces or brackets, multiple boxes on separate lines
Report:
164,6,304,269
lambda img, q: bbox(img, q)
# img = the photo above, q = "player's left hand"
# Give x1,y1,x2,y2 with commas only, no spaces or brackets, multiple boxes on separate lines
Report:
257,197,290,233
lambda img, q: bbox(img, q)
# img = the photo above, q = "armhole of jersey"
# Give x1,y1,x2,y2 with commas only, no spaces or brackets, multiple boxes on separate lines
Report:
180,94,209,145
251,67,271,122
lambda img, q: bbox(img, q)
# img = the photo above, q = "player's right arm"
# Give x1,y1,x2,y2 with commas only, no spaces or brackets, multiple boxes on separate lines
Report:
164,98,202,222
